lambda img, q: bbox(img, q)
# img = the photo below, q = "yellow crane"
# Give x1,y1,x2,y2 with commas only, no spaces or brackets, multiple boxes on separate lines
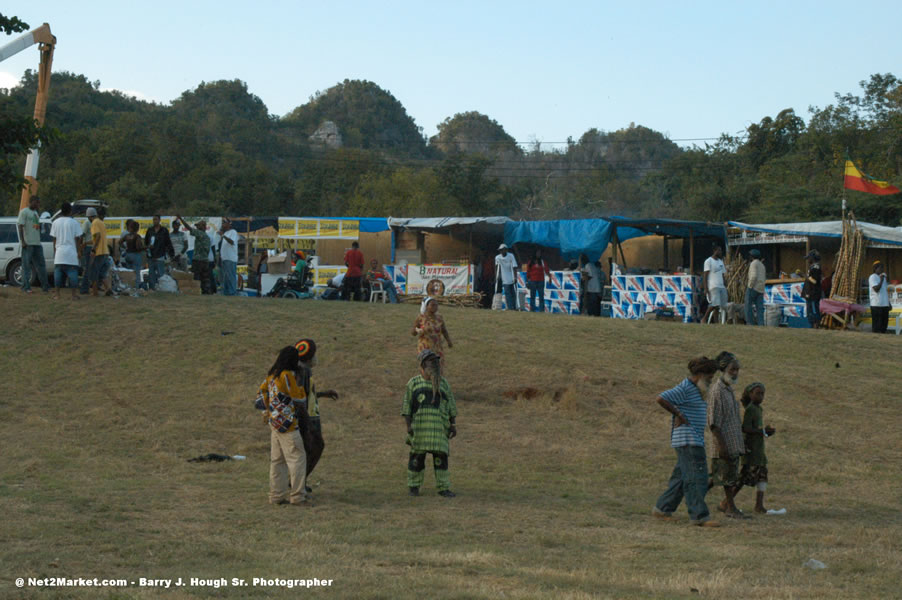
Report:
0,23,56,210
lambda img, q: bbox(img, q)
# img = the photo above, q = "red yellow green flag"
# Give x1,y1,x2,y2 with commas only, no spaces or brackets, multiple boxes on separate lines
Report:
843,160,900,195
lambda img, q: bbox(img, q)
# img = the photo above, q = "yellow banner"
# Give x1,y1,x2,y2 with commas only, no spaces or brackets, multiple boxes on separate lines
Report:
278,218,297,236
297,220,319,237
318,220,340,237
314,266,346,286
105,219,124,237
340,220,360,237
134,218,172,237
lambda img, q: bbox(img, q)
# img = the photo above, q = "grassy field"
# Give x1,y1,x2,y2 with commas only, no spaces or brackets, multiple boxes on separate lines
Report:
1,290,900,599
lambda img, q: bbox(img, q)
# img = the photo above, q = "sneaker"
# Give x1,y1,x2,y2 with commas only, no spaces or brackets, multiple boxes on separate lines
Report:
271,499,289,505
290,498,312,507
408,487,420,497
437,490,456,498
697,520,721,528
652,508,676,521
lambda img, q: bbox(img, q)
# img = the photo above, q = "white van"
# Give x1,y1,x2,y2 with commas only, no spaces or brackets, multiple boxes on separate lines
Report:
0,216,56,287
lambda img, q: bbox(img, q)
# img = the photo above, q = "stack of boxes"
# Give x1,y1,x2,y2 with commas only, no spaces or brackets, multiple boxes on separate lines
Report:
611,275,700,322
171,270,202,295
765,281,806,319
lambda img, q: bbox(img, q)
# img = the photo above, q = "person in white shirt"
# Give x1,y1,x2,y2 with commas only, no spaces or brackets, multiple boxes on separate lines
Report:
744,249,766,326
869,261,890,334
703,245,728,324
580,254,604,316
494,243,519,311
219,219,240,296
49,202,84,300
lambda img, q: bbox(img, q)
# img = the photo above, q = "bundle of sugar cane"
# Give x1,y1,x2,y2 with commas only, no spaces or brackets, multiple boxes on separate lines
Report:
726,250,750,304
399,293,484,308
829,211,865,300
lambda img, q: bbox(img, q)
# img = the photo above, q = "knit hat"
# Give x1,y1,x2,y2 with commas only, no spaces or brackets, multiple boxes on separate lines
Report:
294,339,316,361
86,207,98,217
418,349,440,366
749,249,761,258
715,351,737,371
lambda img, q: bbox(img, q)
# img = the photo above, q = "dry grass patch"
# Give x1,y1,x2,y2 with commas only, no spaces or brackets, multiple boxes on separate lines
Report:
1,291,900,599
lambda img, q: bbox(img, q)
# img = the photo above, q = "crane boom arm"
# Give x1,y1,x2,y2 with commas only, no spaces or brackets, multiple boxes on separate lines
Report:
0,23,55,63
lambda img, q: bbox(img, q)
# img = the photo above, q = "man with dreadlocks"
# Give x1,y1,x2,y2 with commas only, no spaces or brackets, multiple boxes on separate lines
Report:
402,349,458,497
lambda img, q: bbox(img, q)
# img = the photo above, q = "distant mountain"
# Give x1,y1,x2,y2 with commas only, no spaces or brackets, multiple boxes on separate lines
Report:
282,79,427,157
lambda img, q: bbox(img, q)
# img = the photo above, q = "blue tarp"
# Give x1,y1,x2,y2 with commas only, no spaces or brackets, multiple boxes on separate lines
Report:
504,217,717,259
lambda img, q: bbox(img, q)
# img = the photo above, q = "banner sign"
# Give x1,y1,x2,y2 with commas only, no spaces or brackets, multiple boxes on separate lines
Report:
278,218,297,237
407,264,471,295
313,266,347,287
276,218,359,239
297,220,319,237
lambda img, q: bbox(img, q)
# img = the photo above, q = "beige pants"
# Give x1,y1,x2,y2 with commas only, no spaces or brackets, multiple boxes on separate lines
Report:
269,429,307,504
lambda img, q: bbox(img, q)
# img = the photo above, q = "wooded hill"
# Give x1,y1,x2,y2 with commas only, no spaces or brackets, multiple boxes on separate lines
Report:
2,71,900,224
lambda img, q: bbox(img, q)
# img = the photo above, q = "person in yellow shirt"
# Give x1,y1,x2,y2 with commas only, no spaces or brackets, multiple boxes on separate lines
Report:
89,210,113,296
257,346,311,506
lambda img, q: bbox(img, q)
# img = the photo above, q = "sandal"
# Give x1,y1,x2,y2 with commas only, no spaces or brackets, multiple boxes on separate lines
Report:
725,510,752,519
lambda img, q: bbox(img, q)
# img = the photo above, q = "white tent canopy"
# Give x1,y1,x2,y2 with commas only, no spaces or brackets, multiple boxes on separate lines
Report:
729,220,902,247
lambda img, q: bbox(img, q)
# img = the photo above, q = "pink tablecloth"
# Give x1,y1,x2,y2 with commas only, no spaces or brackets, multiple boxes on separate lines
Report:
819,298,866,315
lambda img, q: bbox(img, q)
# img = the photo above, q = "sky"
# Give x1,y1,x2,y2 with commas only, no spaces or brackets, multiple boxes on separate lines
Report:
2,1,901,149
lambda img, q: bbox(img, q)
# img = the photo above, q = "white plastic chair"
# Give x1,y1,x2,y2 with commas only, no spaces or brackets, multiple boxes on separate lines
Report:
369,280,386,303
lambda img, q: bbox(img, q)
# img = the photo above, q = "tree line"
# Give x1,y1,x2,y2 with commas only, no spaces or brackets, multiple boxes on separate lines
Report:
2,63,900,224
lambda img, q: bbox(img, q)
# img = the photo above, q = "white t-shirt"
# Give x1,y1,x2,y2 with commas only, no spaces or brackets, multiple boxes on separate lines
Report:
50,216,83,266
704,257,726,290
582,262,603,293
207,231,218,261
495,253,518,285
220,229,239,262
869,273,889,307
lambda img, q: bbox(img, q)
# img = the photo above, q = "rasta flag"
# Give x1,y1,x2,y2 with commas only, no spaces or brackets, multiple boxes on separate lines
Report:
843,160,900,196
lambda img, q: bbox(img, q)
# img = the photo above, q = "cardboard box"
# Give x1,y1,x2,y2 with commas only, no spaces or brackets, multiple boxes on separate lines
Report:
267,252,291,274
170,269,195,282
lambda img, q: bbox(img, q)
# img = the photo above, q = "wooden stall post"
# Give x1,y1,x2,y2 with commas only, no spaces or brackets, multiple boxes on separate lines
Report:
689,230,695,275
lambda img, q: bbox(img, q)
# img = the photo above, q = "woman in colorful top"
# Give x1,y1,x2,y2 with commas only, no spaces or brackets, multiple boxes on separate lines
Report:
402,349,458,497
739,382,775,514
294,338,339,493
526,249,552,312
257,346,310,506
411,297,453,366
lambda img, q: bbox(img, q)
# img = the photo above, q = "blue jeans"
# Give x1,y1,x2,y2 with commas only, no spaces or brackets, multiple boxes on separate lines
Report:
655,445,711,524
79,246,94,292
20,244,49,292
527,280,545,312
385,281,399,303
502,283,517,310
745,288,764,326
54,264,79,289
222,260,237,296
806,297,821,327
148,258,166,289
125,252,144,289
90,255,112,285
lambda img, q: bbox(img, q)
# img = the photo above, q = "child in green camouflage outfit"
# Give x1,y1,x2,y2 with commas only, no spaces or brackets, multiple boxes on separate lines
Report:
402,349,458,497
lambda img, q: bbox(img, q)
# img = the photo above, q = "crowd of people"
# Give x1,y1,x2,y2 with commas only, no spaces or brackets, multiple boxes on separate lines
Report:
653,352,776,527
14,199,250,298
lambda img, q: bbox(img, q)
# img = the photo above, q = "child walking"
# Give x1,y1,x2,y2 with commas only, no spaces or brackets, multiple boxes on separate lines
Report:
739,382,776,513
402,349,458,497
256,346,311,506
294,338,339,492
